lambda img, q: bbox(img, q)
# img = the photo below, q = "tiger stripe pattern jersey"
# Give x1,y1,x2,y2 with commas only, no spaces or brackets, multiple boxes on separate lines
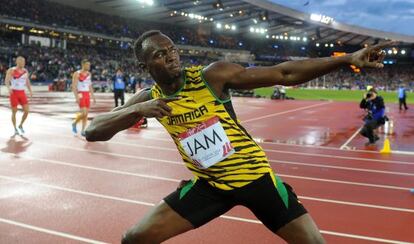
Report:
151,66,274,190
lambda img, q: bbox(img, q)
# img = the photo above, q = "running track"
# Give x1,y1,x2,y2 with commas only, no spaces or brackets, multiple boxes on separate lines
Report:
0,93,413,243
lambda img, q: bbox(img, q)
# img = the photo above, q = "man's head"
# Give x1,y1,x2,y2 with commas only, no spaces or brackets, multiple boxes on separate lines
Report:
134,30,181,83
15,56,25,68
116,69,123,76
81,59,91,71
366,88,378,100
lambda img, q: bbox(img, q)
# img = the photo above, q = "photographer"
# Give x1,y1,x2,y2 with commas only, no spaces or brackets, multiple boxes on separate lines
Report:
359,88,386,146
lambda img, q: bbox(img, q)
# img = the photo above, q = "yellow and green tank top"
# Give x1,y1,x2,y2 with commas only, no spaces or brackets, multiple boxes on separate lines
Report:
151,66,273,190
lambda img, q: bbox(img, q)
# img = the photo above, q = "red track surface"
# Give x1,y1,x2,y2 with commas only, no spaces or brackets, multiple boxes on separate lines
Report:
0,93,413,244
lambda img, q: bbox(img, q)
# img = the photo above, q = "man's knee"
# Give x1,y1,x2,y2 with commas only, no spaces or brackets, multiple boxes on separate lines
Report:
121,227,160,244
307,232,325,244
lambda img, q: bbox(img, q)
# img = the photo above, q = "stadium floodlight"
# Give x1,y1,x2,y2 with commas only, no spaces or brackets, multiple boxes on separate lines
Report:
316,43,320,47
330,43,334,47
392,49,398,55
325,43,329,47
253,19,258,24
266,35,269,38
137,0,154,6
387,49,392,55
303,37,307,42
216,23,222,29
249,27,255,33
401,49,406,55
231,25,236,30
238,42,243,46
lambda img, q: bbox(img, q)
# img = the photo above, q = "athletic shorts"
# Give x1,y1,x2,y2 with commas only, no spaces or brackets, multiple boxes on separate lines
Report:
164,173,307,232
78,92,90,108
10,90,28,108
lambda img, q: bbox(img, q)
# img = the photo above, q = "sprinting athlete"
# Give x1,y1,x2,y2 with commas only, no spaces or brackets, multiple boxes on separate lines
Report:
5,56,33,135
85,30,391,243
71,59,96,137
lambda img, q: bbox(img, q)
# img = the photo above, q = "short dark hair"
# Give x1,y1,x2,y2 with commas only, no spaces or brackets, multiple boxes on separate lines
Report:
368,88,377,94
134,30,162,62
81,59,90,65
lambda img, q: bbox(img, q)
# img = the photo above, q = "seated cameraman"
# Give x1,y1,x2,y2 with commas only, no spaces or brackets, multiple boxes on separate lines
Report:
359,88,386,146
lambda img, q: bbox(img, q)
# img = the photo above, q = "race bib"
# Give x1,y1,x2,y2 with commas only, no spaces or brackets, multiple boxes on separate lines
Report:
178,116,235,169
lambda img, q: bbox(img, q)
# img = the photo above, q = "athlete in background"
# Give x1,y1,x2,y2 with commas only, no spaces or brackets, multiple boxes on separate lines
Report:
72,59,96,136
5,56,33,135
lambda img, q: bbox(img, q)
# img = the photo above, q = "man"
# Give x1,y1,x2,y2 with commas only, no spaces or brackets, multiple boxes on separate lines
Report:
71,59,96,137
129,74,137,94
398,84,408,111
4,56,33,135
359,88,386,146
85,30,391,243
113,69,127,107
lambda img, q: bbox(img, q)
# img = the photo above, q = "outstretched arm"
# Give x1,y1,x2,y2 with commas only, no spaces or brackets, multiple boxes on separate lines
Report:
204,42,391,91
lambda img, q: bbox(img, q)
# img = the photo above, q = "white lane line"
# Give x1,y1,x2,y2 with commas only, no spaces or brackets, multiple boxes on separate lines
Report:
262,148,414,165
7,128,413,166
318,230,413,244
1,151,410,191
242,102,331,123
1,167,413,213
1,135,411,177
270,159,414,177
0,175,412,244
220,216,413,244
340,126,363,150
0,217,108,244
3,151,410,190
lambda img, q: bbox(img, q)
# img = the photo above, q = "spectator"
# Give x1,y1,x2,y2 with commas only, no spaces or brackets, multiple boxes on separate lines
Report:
113,69,126,107
398,84,409,111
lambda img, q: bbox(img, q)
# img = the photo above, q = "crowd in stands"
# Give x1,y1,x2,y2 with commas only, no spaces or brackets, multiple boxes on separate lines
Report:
0,0,413,92
0,37,215,92
307,66,414,91
0,40,413,92
0,0,240,50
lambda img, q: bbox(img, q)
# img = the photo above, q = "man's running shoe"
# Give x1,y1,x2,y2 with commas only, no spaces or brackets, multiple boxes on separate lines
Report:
72,122,78,134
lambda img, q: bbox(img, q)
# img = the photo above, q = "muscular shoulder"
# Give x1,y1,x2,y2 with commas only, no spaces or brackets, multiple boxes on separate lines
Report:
203,61,244,85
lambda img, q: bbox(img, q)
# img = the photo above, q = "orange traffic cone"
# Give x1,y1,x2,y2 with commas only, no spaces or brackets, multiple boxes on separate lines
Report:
380,138,391,154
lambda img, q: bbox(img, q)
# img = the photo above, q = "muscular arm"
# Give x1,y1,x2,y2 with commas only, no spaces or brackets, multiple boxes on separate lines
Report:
4,69,12,94
203,42,390,96
26,72,33,96
204,56,351,91
89,72,95,100
85,89,151,142
72,72,79,102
